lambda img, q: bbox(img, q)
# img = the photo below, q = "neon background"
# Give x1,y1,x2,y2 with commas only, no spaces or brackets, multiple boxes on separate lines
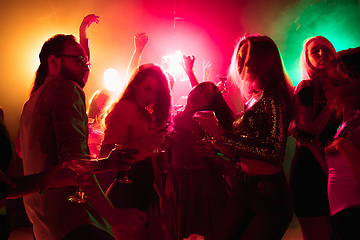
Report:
1,0,360,229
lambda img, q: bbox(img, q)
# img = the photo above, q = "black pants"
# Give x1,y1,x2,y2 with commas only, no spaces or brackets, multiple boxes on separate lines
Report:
0,214,10,240
210,170,294,240
330,207,360,240
62,224,114,240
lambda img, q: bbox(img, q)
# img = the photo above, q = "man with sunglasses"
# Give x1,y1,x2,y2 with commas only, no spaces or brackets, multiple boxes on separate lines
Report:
18,22,147,240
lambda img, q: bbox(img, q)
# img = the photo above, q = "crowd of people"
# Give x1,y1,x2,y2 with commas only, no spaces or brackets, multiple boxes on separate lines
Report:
1,13,360,240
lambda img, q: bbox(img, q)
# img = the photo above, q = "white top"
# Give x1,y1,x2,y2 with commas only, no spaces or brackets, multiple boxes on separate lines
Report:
326,111,360,216
326,153,360,216
101,99,154,161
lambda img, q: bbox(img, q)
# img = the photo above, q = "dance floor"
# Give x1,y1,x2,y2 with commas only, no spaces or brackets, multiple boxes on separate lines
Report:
8,213,303,240
8,227,303,240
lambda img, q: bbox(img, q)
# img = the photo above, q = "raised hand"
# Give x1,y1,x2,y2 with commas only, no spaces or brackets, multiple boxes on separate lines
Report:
79,14,99,60
80,14,99,34
182,55,200,87
183,55,195,73
134,33,149,52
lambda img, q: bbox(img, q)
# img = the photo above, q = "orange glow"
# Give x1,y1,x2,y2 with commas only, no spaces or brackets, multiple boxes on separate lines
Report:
103,68,123,92
2,0,360,140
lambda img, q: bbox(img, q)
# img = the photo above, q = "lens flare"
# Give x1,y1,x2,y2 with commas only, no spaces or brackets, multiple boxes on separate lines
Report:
104,68,122,92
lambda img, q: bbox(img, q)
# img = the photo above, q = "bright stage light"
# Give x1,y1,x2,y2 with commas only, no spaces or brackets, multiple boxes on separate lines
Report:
103,68,121,92
162,50,189,82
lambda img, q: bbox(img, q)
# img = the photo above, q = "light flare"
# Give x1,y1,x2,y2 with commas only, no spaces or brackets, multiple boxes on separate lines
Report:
103,68,122,92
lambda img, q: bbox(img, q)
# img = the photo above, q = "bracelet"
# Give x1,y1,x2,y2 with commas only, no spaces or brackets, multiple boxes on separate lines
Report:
35,173,45,195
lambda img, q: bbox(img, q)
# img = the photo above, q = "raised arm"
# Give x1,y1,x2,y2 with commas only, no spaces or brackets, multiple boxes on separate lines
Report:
125,33,149,79
79,14,99,61
183,55,199,88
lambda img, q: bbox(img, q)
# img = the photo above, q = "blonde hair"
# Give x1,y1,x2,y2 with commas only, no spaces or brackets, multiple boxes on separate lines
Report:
301,36,337,81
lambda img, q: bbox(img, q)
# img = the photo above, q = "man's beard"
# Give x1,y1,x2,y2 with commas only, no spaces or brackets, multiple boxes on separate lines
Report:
59,65,87,88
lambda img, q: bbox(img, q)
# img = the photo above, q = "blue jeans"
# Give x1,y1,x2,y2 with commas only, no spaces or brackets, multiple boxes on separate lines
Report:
210,170,294,240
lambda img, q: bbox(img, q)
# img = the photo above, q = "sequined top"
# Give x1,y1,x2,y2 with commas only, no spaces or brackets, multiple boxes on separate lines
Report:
221,83,292,166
